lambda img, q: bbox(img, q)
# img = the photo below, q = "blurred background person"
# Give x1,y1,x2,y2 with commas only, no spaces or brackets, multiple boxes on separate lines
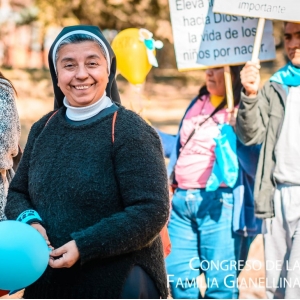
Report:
0,71,20,221
157,66,261,299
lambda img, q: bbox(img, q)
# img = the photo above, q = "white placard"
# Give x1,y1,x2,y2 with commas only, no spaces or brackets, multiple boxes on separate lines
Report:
169,0,276,71
213,0,300,22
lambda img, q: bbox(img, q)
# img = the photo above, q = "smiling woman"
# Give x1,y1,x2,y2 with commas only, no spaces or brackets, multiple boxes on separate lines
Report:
4,25,169,299
55,36,109,108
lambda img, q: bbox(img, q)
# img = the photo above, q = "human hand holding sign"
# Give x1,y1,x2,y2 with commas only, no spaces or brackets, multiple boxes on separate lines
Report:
49,240,80,268
227,107,238,131
240,61,261,98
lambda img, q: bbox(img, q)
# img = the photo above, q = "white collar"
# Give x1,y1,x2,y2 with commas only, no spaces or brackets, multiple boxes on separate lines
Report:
63,92,113,121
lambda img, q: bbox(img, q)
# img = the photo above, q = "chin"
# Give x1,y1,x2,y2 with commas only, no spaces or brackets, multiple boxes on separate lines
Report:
206,86,214,94
70,99,95,107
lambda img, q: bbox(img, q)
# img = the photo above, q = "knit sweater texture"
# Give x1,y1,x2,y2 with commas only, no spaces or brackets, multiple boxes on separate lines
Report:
5,106,169,299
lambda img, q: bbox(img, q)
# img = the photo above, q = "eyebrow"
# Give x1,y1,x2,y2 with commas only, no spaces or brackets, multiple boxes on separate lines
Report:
60,54,102,62
284,31,300,36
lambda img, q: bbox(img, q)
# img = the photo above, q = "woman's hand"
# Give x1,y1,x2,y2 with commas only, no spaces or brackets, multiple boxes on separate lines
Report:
240,61,261,97
49,240,80,268
31,222,53,249
227,107,238,130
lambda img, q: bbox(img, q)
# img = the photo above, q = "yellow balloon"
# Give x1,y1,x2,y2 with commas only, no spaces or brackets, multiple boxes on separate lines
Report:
111,28,152,85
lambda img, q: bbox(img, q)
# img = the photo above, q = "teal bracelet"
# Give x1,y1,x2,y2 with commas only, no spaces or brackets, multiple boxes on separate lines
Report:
16,210,42,224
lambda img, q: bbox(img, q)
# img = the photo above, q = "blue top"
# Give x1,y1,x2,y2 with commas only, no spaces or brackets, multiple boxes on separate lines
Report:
157,96,262,236
270,62,300,87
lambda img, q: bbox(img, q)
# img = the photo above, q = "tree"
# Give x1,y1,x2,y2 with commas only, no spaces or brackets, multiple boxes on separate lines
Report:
35,0,172,38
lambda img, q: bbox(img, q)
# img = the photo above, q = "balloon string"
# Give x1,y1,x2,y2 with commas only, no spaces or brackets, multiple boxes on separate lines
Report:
130,84,152,125
136,84,143,114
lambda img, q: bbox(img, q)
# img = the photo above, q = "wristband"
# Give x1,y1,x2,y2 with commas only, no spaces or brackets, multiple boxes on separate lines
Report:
16,210,42,224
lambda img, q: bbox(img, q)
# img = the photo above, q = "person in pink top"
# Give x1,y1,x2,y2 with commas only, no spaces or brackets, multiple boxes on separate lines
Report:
157,66,262,299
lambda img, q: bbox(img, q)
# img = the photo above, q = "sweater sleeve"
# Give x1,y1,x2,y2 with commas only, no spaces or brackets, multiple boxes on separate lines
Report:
5,113,52,220
236,83,271,146
71,112,170,264
0,86,20,171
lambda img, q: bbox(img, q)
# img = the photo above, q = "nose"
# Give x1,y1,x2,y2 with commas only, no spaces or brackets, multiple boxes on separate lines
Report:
289,36,300,49
75,64,89,80
206,69,213,77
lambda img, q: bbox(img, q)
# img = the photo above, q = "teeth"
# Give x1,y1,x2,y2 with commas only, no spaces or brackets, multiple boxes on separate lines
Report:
74,85,89,90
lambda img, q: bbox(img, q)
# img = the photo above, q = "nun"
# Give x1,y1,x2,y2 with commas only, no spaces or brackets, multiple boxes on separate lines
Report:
5,25,169,299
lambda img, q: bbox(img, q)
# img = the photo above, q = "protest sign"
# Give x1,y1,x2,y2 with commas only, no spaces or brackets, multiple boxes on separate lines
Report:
213,0,300,62
168,0,276,71
213,0,299,22
169,0,276,108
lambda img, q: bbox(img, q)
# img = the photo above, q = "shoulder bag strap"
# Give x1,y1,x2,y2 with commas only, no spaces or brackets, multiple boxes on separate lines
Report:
45,110,59,127
169,98,227,189
112,111,118,143
180,98,227,153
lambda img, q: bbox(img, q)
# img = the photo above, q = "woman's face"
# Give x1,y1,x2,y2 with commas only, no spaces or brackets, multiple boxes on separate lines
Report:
56,41,109,107
205,67,226,97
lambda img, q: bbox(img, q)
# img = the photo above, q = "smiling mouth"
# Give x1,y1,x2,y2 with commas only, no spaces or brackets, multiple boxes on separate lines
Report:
73,84,95,90
290,50,300,55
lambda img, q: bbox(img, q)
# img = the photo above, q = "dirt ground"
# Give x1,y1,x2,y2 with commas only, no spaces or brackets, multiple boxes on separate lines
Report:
1,65,278,299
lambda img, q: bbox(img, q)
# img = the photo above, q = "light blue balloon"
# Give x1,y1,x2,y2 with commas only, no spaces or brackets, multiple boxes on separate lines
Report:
0,220,49,291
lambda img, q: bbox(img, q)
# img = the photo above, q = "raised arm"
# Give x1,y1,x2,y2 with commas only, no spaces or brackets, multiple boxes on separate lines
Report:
236,61,270,145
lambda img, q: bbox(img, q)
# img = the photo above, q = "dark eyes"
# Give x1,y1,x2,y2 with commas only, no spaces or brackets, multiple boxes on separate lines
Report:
88,62,98,67
65,64,74,68
63,62,99,69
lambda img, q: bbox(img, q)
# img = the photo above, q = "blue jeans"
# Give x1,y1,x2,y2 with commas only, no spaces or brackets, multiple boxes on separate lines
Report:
166,188,242,299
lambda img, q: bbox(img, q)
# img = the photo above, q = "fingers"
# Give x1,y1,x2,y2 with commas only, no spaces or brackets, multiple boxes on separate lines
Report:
49,240,80,269
226,107,238,128
49,253,67,268
240,61,261,97
244,60,261,70
226,107,238,117
41,232,49,242
233,107,238,119
241,62,260,79
50,245,66,258
49,245,68,268
31,223,52,246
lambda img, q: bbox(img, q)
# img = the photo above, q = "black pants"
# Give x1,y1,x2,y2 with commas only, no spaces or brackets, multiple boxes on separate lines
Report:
120,266,160,299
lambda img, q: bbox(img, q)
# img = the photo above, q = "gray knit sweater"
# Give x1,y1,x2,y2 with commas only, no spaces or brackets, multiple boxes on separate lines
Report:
5,106,169,298
0,79,20,221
